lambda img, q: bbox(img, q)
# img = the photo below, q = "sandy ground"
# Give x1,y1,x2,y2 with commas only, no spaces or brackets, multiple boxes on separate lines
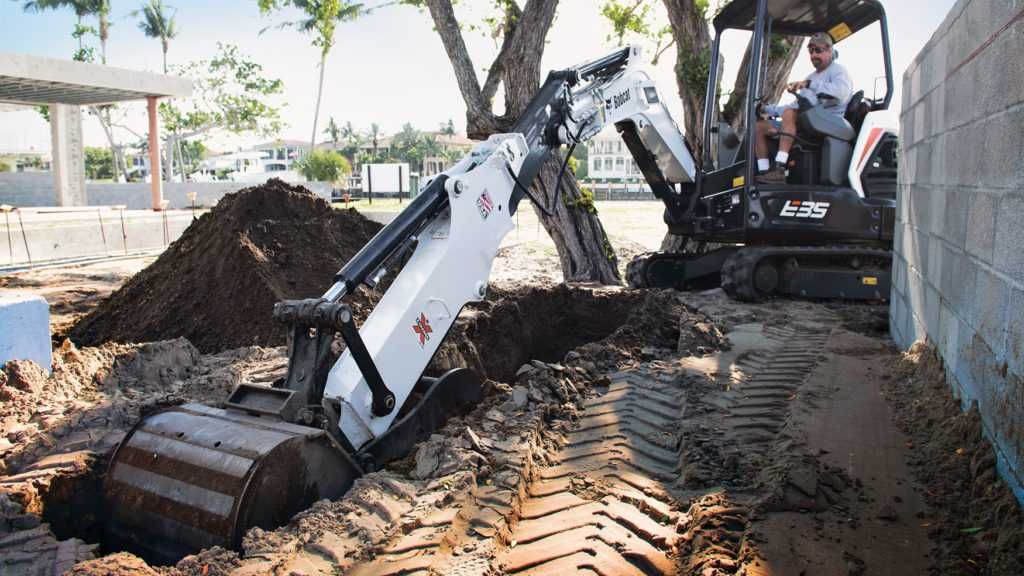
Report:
1,200,1022,575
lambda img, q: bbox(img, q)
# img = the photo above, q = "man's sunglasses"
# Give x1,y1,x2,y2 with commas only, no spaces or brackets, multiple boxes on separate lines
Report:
808,45,830,54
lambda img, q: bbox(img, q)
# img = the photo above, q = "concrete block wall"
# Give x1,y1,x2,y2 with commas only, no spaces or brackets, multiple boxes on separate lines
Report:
1,209,195,267
0,174,334,209
0,172,58,206
893,0,1024,504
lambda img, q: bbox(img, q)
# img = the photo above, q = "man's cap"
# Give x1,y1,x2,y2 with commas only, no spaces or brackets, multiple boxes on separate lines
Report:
809,32,834,48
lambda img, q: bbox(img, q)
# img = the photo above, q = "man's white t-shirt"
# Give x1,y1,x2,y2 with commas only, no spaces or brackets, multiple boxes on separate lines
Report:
766,61,854,117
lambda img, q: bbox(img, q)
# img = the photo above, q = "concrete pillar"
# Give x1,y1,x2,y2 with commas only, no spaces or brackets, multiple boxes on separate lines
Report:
48,103,86,207
147,96,164,210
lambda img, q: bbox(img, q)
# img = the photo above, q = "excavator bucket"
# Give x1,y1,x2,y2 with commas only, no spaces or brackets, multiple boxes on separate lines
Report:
103,403,361,565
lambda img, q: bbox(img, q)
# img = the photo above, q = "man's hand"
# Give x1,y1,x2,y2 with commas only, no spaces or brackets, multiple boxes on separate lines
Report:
786,80,809,94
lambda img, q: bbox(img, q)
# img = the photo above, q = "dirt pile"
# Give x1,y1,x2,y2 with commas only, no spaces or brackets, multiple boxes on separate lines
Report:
884,343,1024,575
70,179,384,353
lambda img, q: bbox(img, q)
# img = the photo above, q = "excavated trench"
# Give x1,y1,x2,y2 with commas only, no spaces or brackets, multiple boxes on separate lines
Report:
13,285,666,569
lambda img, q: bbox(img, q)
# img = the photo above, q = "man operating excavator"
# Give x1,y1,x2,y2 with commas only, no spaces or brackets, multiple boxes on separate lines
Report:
755,31,854,183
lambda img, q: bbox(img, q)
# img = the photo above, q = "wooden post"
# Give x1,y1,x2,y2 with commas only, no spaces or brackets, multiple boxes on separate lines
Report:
147,96,164,210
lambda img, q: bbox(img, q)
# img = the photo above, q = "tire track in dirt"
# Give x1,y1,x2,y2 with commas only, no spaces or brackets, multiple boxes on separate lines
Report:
348,367,687,575
348,323,838,576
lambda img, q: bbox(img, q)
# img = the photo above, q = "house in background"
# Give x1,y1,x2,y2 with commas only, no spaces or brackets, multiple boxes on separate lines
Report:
0,149,51,172
581,129,652,196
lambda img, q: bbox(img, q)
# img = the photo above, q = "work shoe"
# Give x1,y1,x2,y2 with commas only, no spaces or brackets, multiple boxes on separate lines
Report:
757,166,786,184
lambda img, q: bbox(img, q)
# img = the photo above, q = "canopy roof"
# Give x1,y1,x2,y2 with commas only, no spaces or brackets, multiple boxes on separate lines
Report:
0,52,191,106
714,0,885,38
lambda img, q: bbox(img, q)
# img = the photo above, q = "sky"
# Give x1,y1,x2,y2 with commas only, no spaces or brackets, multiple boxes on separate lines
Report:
0,0,959,154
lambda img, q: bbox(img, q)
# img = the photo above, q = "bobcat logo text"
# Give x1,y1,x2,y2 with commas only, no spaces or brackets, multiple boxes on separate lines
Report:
779,200,830,219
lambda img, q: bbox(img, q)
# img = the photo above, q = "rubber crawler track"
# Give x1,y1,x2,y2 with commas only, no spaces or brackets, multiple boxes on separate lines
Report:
722,245,892,301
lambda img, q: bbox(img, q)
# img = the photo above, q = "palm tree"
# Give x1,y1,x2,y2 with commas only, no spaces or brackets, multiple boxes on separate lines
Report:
369,122,381,160
133,0,177,73
258,0,363,150
323,116,340,147
23,0,95,50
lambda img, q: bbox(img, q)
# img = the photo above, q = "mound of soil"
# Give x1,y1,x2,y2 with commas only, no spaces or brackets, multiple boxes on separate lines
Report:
884,343,1024,575
70,180,383,353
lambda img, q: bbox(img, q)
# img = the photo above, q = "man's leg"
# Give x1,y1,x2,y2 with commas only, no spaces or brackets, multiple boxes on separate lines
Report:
755,119,775,173
774,108,799,167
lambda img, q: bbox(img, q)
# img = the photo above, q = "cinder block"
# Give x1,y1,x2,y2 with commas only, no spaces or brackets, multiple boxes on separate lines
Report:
929,135,948,192
917,183,933,230
1007,287,1024,377
893,293,910,348
974,266,1010,357
0,292,51,373
925,282,942,342
952,252,980,324
893,253,906,297
940,301,961,376
927,229,945,289
980,106,1024,190
955,321,981,403
966,191,997,263
914,227,931,278
943,188,969,249
933,186,946,239
994,193,1024,283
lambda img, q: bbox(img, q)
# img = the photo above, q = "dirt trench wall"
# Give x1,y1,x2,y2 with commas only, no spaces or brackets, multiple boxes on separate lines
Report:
894,0,1024,505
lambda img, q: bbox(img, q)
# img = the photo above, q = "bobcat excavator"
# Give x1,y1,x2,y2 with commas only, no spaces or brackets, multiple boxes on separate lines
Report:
103,0,898,563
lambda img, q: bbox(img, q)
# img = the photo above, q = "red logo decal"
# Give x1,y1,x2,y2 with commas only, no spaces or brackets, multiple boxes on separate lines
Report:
413,313,433,346
476,191,494,219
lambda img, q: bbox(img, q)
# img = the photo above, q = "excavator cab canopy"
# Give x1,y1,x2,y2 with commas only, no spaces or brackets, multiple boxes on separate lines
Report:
713,0,886,36
701,0,894,183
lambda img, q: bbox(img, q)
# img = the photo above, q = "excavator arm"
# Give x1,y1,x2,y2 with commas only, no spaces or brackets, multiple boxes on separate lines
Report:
103,46,699,564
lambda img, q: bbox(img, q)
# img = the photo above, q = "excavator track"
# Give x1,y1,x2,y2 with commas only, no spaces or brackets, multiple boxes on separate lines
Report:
721,245,891,302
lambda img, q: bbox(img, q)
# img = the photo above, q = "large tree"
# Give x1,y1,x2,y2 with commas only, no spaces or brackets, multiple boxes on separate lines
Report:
402,0,621,285
258,0,363,151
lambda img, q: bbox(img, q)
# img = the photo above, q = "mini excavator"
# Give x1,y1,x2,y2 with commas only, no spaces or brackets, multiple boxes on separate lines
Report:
104,0,898,562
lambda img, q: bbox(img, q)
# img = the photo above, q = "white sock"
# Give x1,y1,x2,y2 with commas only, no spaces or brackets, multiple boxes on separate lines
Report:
775,151,790,166
757,158,771,172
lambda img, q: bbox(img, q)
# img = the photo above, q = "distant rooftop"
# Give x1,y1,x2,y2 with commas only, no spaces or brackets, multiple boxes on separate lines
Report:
0,52,192,106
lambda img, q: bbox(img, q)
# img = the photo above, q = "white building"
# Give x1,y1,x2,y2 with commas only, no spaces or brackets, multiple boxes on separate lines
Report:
583,130,652,196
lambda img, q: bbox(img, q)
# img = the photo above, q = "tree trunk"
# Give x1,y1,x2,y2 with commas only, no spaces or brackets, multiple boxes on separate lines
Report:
311,52,327,151
661,0,713,158
93,107,122,183
722,35,805,131
162,41,168,74
421,0,621,284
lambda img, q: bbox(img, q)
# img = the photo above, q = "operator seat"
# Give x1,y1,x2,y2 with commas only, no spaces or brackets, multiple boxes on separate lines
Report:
796,97,857,186
844,90,870,133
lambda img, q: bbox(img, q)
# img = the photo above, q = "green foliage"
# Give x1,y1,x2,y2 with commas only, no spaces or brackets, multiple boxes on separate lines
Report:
769,34,793,60
567,156,579,177
563,183,597,215
676,41,711,92
570,144,588,179
388,123,443,171
440,119,456,136
258,0,363,57
159,43,285,138
84,146,114,180
0,160,11,173
133,0,178,71
602,0,653,44
295,148,352,182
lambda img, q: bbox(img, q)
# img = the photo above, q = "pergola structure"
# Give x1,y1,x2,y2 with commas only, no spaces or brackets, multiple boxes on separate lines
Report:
0,52,192,210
